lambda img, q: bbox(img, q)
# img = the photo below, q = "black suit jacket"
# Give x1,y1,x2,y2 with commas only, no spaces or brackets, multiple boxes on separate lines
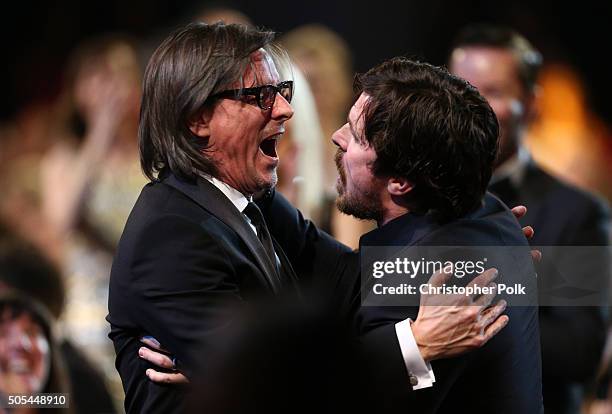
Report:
261,191,544,413
107,173,298,413
490,162,610,414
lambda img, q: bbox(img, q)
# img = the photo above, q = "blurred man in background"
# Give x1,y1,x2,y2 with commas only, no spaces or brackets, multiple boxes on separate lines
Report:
449,24,611,414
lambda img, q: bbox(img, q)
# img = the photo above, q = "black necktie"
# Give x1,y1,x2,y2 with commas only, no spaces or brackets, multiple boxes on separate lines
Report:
243,202,281,277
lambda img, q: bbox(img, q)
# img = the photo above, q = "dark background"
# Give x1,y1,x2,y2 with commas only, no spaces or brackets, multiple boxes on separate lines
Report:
3,0,611,123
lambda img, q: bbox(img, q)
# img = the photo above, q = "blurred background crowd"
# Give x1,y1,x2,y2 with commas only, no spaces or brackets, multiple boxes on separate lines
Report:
0,0,611,413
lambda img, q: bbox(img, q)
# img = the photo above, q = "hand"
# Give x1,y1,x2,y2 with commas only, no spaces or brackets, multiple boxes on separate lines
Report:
511,205,542,262
138,336,189,384
411,265,509,362
76,67,132,130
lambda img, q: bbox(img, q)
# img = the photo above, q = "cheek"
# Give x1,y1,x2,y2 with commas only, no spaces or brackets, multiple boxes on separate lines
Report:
344,153,365,184
489,100,513,125
211,124,250,158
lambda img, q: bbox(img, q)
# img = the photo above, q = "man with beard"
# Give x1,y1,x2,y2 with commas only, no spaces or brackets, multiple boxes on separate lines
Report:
264,58,543,412
141,56,543,413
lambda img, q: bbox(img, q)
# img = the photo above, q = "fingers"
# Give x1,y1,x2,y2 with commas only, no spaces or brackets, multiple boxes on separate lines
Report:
467,267,498,290
146,369,189,384
480,314,509,345
522,225,534,239
476,300,507,330
473,282,498,307
427,263,454,287
530,249,542,263
138,344,189,385
139,336,170,353
139,347,175,370
511,205,527,219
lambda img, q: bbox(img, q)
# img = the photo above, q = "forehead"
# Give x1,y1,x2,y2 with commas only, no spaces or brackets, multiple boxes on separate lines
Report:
451,46,519,83
241,48,281,86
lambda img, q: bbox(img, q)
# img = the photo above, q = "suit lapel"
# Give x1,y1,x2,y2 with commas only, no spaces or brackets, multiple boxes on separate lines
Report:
163,174,282,293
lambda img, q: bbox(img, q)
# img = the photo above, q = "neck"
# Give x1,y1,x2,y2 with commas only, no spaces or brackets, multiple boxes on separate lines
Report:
213,174,253,199
378,199,410,227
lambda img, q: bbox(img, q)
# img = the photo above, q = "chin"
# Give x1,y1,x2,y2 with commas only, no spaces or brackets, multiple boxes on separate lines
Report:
254,172,277,192
336,193,382,222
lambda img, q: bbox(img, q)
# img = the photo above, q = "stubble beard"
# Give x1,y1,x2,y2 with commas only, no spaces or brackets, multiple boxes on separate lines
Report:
334,150,382,222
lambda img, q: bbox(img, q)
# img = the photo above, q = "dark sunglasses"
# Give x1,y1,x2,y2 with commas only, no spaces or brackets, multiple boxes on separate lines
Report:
211,80,293,110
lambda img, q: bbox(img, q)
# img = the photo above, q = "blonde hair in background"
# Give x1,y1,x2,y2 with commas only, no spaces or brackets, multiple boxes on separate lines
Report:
277,63,326,222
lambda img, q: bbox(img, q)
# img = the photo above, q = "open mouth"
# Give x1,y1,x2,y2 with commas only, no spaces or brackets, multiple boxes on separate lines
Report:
259,135,280,158
8,357,31,374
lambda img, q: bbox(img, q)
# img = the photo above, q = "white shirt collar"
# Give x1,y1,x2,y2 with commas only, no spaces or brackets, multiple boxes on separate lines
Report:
201,175,251,213
490,146,530,187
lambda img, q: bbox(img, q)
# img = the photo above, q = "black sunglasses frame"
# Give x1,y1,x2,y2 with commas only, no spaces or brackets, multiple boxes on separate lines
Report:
211,80,293,110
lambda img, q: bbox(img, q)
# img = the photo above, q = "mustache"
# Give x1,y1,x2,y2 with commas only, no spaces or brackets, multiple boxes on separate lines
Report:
334,149,346,182
334,149,344,171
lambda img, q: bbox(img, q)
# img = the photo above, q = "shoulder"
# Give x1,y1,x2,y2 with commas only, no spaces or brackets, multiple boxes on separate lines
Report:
126,180,235,236
525,164,609,217
135,180,209,217
425,193,527,247
115,181,236,265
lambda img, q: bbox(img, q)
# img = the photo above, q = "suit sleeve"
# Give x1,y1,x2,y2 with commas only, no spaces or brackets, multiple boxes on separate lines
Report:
124,214,244,376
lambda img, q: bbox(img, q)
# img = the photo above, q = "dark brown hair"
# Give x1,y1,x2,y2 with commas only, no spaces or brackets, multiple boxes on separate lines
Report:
356,57,499,222
139,22,278,181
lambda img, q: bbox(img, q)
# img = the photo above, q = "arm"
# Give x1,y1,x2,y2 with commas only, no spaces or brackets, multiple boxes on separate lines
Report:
359,266,508,393
138,265,507,391
139,203,534,386
41,74,129,235
111,214,244,377
259,189,360,319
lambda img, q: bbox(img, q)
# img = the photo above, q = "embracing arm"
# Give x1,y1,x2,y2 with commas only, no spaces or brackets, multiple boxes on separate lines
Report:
109,214,244,378
138,204,534,390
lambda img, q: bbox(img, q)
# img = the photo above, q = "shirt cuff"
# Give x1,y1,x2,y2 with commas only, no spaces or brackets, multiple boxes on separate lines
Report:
395,318,436,390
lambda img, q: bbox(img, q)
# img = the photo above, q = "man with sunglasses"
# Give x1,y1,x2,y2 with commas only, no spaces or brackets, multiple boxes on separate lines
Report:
107,22,513,413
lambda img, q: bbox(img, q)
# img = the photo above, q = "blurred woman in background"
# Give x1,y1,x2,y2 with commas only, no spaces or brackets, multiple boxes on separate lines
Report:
281,24,375,246
0,292,73,414
0,34,144,408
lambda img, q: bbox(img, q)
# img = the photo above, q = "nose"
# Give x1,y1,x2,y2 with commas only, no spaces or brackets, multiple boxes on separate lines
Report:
331,124,349,151
271,92,294,121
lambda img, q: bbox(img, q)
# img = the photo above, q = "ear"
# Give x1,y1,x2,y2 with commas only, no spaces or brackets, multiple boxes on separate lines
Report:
189,110,212,138
387,177,414,196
